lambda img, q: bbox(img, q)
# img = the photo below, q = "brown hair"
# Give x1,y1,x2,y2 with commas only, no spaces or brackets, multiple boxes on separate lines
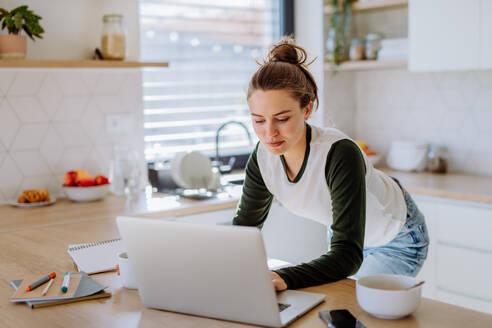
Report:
247,37,318,110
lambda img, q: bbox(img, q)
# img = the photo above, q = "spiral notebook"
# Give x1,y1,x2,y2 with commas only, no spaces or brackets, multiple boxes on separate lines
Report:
67,239,125,274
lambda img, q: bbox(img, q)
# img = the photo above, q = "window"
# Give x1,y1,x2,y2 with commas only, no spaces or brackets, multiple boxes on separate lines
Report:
139,0,283,163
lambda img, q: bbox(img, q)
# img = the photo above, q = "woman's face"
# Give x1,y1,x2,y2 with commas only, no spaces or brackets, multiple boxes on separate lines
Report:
248,89,312,156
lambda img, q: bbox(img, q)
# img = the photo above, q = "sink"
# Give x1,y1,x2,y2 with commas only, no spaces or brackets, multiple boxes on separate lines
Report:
221,172,245,186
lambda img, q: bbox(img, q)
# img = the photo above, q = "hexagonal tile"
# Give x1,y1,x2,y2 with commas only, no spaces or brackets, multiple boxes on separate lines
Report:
0,71,16,96
53,123,90,147
84,146,111,177
81,101,106,144
435,71,470,90
0,151,6,165
40,127,64,173
117,72,143,113
7,96,49,123
94,72,127,96
53,96,89,122
11,124,49,151
55,146,91,175
11,151,52,176
37,74,63,119
474,71,492,90
439,89,470,111
53,71,89,96
7,71,45,96
0,155,23,199
81,71,101,94
94,95,122,114
0,99,21,149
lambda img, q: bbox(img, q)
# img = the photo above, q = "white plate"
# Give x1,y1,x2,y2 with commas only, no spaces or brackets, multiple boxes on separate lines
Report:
9,197,57,208
171,151,213,189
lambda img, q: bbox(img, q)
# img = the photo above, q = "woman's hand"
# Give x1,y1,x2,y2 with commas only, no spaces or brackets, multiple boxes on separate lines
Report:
271,271,287,291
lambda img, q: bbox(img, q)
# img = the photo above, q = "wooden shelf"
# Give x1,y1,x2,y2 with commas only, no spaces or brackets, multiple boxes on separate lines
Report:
324,59,407,71
0,60,168,68
324,0,408,14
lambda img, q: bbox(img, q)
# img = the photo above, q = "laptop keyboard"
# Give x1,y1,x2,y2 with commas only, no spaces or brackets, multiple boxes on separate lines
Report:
278,303,291,312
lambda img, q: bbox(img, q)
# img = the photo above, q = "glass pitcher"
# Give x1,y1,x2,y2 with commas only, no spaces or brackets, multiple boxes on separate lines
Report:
109,146,141,198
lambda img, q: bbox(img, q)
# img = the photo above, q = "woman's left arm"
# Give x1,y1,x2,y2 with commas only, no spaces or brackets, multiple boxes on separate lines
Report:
274,139,366,289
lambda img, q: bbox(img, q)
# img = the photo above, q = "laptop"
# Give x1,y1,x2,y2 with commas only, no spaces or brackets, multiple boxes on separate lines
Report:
116,216,325,327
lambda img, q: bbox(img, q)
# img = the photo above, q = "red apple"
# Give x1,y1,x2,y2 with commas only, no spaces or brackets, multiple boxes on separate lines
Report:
95,175,109,185
64,171,77,186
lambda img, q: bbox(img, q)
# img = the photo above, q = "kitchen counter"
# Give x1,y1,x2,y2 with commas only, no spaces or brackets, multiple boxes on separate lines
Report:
2,168,492,233
0,187,240,234
381,169,492,205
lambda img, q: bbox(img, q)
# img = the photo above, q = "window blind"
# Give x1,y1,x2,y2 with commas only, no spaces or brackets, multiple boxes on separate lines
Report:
140,0,281,162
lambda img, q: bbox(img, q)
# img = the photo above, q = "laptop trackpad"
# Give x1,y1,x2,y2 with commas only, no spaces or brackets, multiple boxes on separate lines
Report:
277,290,325,325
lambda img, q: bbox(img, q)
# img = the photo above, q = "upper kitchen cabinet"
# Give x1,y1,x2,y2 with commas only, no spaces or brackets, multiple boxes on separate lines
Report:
409,0,481,72
480,0,492,69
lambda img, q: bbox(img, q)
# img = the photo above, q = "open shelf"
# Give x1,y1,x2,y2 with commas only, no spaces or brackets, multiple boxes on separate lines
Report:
324,59,407,71
0,60,168,68
324,0,408,15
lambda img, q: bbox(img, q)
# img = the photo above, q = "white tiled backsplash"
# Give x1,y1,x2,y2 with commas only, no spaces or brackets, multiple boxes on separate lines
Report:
0,69,145,204
325,69,492,176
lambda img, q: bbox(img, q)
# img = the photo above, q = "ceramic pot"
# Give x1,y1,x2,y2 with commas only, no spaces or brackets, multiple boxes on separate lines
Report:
0,35,27,59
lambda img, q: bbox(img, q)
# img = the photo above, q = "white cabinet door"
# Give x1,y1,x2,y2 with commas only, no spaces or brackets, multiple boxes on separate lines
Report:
262,203,328,265
479,0,492,69
409,0,480,72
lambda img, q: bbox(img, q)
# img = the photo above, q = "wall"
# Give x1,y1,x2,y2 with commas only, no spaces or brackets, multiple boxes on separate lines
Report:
324,69,492,176
0,68,145,203
1,0,140,60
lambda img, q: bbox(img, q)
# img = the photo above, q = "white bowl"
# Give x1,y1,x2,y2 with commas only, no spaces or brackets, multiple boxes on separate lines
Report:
367,154,382,166
63,184,110,202
356,274,422,319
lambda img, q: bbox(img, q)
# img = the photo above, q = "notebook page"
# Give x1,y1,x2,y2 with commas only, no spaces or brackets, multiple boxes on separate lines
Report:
67,239,125,274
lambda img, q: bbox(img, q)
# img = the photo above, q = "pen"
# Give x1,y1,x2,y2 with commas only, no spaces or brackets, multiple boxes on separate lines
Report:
41,278,54,296
61,272,70,293
26,272,56,291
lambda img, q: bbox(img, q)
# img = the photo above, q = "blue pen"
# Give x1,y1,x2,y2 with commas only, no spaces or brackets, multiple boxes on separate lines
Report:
61,272,70,293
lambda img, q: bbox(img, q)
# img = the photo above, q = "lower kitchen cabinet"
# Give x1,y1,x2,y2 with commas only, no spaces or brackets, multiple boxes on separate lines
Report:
175,202,327,265
414,195,492,314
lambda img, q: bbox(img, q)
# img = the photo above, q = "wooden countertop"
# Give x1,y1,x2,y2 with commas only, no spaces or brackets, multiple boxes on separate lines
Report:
1,218,491,328
381,169,492,205
0,188,240,234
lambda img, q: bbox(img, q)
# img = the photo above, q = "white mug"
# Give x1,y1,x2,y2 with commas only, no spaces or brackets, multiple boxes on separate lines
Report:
117,251,138,289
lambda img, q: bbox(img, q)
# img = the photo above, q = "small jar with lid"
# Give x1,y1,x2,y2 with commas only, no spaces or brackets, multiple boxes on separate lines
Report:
365,33,383,60
349,38,365,61
101,14,127,60
427,145,448,174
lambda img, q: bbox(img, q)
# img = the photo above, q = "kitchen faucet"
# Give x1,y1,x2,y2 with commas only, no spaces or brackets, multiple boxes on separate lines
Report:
215,120,253,173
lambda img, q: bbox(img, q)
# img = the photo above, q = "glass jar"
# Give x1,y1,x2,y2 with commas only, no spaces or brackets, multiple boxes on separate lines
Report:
101,14,127,60
349,38,365,61
365,33,383,60
427,145,448,174
325,28,336,61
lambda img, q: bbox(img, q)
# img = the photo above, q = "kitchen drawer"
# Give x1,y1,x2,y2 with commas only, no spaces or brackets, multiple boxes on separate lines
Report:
436,289,492,315
436,201,492,252
436,244,492,303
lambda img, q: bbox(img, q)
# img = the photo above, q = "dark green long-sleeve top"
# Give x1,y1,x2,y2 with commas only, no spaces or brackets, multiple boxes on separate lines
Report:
233,125,366,289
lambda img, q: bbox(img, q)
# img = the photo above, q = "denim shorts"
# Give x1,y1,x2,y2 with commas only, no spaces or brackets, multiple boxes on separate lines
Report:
352,182,430,278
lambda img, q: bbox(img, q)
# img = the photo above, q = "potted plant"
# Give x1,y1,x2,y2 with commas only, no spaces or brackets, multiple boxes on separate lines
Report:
326,0,353,67
0,5,44,59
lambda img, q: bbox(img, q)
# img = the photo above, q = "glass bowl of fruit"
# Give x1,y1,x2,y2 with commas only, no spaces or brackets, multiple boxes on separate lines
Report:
356,141,381,167
62,169,110,202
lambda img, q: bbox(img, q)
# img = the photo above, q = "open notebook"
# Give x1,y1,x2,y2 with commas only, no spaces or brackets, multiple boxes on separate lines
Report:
67,238,291,275
67,239,125,274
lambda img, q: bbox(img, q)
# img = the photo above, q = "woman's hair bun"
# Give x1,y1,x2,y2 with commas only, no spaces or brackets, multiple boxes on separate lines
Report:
266,37,309,66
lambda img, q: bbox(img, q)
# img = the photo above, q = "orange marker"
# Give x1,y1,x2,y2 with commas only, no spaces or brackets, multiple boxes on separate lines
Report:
26,272,56,291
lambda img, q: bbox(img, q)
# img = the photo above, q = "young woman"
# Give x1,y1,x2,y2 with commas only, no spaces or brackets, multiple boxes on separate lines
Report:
233,38,429,291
